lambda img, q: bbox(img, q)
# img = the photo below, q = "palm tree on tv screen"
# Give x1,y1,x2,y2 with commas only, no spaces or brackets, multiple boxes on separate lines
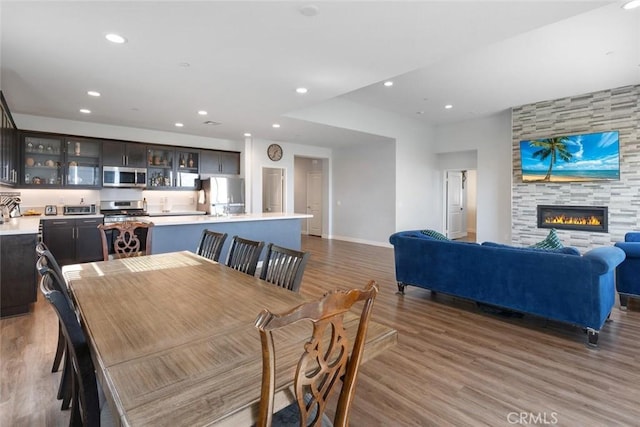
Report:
529,137,572,181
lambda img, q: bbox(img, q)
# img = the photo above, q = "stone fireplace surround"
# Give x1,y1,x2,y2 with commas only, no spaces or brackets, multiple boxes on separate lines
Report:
512,85,640,252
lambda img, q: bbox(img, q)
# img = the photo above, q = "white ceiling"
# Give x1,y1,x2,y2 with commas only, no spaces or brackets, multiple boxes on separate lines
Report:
1,1,639,148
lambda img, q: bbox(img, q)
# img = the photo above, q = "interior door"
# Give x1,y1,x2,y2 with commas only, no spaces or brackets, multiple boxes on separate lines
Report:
307,172,322,236
446,171,466,239
262,168,284,213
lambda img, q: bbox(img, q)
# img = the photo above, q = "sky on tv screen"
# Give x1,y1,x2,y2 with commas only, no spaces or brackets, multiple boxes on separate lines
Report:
520,131,620,180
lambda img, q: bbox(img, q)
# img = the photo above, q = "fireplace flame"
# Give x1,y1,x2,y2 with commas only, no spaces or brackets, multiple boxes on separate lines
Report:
544,215,602,226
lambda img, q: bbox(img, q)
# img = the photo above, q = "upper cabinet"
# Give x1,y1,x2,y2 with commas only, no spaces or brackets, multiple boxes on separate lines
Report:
146,146,200,189
22,134,64,186
21,133,101,188
200,149,240,175
102,140,147,167
0,92,18,186
147,146,175,188
65,138,101,187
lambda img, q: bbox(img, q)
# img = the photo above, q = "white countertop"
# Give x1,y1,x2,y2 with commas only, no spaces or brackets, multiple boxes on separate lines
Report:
148,212,312,227
0,217,42,236
0,212,312,235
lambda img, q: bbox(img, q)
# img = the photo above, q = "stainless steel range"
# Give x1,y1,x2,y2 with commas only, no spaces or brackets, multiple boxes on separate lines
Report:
100,200,149,224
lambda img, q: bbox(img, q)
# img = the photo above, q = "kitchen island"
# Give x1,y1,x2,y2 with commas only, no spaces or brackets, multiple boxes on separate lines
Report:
149,212,311,258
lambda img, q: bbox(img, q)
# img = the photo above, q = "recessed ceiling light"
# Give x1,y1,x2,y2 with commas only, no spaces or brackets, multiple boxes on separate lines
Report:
105,33,126,44
87,91,101,97
444,104,453,109
416,111,425,115
299,5,319,16
296,87,308,94
383,81,394,87
272,123,280,128
198,110,208,115
175,122,184,127
178,62,190,68
622,0,640,10
244,133,252,137
79,109,91,114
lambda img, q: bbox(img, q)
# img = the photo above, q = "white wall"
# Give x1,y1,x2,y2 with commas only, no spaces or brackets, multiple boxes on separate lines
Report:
14,114,241,151
249,138,331,219
434,110,513,243
331,141,395,246
286,98,438,237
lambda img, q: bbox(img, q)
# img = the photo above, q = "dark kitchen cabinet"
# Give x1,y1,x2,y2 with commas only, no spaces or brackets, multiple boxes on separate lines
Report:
0,233,38,317
0,91,18,186
102,140,147,167
200,149,240,175
41,218,104,266
22,133,64,186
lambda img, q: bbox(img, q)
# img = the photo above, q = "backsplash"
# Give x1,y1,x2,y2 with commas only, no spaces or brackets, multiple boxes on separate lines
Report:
511,84,640,251
18,188,200,214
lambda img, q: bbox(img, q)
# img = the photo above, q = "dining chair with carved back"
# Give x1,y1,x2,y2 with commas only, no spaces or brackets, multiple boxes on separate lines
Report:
259,243,310,292
254,280,379,427
97,221,154,261
196,229,228,262
226,235,264,276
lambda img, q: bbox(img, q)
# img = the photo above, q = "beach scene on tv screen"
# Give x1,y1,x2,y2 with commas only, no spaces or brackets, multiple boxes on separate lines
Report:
520,131,620,182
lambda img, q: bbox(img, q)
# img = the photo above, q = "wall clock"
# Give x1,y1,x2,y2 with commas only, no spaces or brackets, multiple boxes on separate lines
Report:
267,143,283,161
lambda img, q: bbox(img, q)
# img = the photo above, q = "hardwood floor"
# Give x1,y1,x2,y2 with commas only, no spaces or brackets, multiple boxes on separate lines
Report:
2,236,640,426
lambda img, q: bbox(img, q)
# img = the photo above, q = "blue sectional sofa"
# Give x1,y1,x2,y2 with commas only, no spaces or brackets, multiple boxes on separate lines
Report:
614,232,640,309
389,230,626,346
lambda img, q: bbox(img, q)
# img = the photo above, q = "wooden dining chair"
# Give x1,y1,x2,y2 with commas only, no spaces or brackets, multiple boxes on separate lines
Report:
259,243,310,292
40,278,114,427
196,229,228,262
254,280,379,427
226,235,264,275
97,221,154,261
36,242,68,373
36,247,75,410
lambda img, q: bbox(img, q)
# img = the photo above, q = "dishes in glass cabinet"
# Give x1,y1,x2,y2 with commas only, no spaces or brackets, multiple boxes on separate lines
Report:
26,157,35,166
45,160,55,167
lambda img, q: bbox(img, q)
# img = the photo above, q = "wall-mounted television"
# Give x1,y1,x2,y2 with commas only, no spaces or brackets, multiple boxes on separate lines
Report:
519,130,620,182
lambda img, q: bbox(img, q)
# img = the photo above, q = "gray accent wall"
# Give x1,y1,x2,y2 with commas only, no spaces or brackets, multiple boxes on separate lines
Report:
512,84,640,251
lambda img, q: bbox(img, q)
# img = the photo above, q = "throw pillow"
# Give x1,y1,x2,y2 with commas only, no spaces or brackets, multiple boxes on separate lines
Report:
529,228,563,250
420,229,449,241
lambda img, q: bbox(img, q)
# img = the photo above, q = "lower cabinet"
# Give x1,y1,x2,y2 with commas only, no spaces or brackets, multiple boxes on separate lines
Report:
41,217,104,266
0,233,38,317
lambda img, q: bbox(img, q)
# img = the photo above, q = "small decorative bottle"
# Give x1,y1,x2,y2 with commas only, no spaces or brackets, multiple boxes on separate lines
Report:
143,197,148,212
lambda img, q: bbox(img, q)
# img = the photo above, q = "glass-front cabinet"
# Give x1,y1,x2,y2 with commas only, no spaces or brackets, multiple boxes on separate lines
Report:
175,149,199,189
23,135,63,186
65,138,100,186
147,146,175,188
22,134,100,187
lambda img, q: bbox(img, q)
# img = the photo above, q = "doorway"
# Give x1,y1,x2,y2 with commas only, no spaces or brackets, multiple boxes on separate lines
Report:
444,169,477,240
306,171,322,236
262,167,284,213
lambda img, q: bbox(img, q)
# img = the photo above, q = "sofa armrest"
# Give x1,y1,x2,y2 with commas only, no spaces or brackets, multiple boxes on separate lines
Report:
625,232,640,242
614,242,640,258
583,246,626,275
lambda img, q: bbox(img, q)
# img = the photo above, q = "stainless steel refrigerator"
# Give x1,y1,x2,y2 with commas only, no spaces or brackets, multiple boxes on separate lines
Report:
197,177,245,215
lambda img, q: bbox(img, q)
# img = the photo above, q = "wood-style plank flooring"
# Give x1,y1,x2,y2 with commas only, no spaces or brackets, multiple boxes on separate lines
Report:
2,236,640,426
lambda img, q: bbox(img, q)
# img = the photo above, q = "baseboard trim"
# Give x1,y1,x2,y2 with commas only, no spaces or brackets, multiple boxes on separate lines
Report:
325,234,392,248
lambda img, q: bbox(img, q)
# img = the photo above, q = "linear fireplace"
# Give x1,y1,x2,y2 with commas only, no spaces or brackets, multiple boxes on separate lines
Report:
537,205,608,233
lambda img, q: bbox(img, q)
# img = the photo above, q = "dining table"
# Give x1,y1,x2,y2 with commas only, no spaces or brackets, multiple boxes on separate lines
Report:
62,251,398,426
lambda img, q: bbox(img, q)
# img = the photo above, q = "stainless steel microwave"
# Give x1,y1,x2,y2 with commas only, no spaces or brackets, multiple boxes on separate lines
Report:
102,166,147,188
